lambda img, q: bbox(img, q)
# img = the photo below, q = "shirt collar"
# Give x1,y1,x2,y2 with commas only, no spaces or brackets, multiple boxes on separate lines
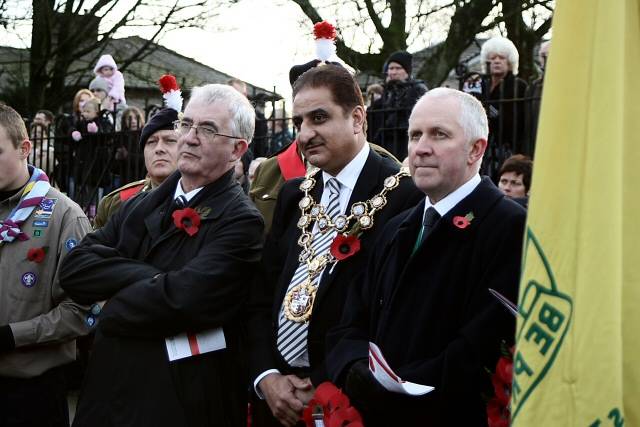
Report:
321,142,370,191
424,174,481,217
173,178,203,202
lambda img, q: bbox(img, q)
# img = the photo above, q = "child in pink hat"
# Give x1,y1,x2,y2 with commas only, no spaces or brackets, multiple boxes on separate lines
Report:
93,54,127,105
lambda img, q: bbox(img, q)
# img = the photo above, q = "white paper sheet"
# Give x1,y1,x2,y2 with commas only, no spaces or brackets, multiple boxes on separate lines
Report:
368,342,434,396
165,327,226,361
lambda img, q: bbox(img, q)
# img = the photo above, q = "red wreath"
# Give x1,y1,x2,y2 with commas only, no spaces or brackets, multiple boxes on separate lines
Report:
487,347,514,427
172,208,201,236
330,234,361,261
314,21,337,40
27,246,47,263
453,215,471,229
158,74,179,93
302,382,363,427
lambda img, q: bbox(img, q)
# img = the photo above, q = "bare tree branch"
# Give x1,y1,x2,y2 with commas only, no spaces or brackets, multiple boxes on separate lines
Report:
362,0,386,40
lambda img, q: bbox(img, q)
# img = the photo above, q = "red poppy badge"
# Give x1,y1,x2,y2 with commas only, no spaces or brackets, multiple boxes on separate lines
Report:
172,208,201,237
330,234,361,261
453,212,475,229
26,246,47,263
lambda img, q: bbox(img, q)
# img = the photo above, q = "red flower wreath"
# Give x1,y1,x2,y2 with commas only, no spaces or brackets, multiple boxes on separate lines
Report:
26,247,47,263
172,208,201,237
302,382,363,427
330,234,361,261
487,346,514,427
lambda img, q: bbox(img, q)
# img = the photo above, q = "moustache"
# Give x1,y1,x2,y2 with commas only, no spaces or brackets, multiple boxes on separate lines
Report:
301,139,324,150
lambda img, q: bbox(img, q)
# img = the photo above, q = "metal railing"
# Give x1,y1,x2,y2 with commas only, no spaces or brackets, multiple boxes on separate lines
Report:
24,90,541,215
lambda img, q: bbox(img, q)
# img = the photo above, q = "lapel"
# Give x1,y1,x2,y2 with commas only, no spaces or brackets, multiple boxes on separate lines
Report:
410,177,504,259
142,169,238,256
143,171,181,244
394,199,426,265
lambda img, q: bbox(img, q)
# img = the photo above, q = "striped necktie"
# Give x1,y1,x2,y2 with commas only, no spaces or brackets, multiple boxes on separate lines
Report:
277,177,341,365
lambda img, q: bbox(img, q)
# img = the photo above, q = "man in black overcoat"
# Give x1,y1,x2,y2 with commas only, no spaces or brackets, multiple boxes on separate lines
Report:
247,65,422,426
59,84,264,427
326,88,527,426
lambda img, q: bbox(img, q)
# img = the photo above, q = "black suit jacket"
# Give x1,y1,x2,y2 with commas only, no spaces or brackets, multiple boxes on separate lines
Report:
60,170,264,427
247,149,423,386
326,177,526,426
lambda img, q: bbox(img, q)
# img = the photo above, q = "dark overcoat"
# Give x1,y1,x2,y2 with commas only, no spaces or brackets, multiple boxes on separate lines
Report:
247,149,423,387
60,169,264,427
326,177,526,426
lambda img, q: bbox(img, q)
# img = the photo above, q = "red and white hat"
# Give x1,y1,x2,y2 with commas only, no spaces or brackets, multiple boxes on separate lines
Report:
158,74,183,113
313,21,337,62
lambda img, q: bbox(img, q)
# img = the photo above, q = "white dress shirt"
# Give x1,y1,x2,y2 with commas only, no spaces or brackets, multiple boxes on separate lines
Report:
173,179,203,202
423,174,481,219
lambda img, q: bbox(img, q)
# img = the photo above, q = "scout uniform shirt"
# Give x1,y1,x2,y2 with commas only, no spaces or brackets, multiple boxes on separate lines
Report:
0,185,93,378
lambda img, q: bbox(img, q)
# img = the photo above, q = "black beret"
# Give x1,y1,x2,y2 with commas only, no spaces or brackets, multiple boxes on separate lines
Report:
288,59,343,87
139,107,178,148
385,50,413,76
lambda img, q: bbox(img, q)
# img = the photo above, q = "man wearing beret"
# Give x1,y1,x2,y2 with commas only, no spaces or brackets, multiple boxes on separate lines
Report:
94,107,179,228
368,50,428,160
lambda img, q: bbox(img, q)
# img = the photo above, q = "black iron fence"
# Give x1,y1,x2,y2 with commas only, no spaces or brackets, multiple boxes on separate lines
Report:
366,93,542,178
25,92,540,216
28,127,146,218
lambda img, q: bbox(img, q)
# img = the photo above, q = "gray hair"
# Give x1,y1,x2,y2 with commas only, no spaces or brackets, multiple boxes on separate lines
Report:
481,36,520,75
188,84,256,144
418,88,489,142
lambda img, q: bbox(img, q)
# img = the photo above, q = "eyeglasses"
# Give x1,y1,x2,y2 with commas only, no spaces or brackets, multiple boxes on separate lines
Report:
173,120,242,141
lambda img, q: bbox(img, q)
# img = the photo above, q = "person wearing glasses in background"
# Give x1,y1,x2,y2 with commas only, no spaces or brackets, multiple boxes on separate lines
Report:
59,84,264,427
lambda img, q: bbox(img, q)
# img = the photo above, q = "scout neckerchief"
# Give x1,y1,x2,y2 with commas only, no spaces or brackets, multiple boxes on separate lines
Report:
0,166,51,244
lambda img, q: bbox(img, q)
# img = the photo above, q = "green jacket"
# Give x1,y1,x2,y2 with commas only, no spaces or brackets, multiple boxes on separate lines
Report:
94,178,153,228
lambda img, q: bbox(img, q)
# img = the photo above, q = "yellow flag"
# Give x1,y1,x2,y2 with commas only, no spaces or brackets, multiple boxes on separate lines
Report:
511,0,640,426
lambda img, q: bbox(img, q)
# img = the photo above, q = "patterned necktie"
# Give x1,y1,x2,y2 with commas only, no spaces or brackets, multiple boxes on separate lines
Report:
277,177,341,365
412,206,440,255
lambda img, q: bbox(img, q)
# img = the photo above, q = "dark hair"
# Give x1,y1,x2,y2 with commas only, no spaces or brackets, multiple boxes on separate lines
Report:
499,154,533,192
292,65,364,114
121,106,146,130
36,109,55,124
0,104,28,148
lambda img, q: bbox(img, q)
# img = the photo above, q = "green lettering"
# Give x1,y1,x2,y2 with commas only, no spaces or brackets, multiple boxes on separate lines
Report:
514,351,533,377
525,323,554,355
511,376,522,402
539,302,565,332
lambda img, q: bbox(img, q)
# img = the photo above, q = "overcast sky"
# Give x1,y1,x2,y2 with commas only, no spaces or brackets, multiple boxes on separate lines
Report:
1,1,549,104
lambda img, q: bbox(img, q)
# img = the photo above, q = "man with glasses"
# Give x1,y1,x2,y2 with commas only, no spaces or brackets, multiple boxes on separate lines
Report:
60,84,264,427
